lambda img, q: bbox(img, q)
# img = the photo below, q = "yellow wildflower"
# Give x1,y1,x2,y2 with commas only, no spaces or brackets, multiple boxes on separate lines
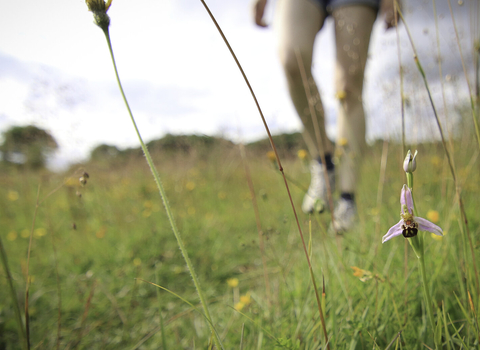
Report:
426,210,439,224
96,226,107,239
430,156,442,167
234,302,245,311
351,266,366,278
34,228,47,238
227,278,239,288
337,137,348,147
7,231,17,241
266,151,276,162
240,292,251,305
133,258,141,267
351,266,373,282
7,190,19,201
297,149,308,160
335,90,346,100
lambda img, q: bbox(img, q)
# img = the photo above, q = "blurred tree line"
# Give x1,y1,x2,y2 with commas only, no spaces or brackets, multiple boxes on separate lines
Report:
0,125,58,169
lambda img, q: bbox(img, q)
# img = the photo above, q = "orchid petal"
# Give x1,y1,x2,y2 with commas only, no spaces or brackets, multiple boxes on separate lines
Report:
415,216,443,236
382,220,403,243
400,185,414,215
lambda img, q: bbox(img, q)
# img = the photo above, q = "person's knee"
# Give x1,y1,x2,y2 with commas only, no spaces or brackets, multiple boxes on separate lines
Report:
278,46,309,81
335,65,364,102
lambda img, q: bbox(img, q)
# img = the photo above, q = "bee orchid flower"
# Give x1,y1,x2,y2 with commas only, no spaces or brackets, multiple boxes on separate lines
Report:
382,185,443,243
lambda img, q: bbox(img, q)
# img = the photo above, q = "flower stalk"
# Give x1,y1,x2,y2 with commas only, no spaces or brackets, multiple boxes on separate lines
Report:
383,151,442,348
405,161,437,348
86,2,222,348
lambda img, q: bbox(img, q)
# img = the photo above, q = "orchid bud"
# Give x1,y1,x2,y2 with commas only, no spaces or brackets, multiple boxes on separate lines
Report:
403,150,417,173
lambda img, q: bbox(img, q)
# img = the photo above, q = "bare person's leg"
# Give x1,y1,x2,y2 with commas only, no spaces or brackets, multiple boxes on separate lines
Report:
330,4,376,232
275,0,333,158
333,5,376,195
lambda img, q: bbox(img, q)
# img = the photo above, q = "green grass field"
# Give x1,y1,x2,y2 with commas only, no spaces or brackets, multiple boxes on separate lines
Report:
1,130,479,349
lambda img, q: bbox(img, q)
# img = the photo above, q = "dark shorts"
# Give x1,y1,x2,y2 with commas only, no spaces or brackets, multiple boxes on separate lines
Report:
314,0,381,14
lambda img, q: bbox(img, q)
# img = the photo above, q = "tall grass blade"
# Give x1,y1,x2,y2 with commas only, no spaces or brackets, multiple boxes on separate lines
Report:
239,142,271,305
155,263,168,350
447,313,469,349
384,331,402,350
441,302,452,350
51,232,62,350
0,236,28,350
99,25,223,350
137,279,223,347
467,291,480,343
24,185,41,350
240,323,245,350
198,0,330,347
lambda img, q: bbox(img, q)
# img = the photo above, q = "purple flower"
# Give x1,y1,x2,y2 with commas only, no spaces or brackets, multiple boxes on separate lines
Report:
382,185,443,243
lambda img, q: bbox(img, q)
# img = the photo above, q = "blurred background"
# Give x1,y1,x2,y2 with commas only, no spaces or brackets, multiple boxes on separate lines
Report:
0,0,477,170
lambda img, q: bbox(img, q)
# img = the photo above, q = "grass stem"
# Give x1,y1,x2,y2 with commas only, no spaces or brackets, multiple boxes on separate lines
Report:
198,1,330,347
100,27,222,350
0,236,28,350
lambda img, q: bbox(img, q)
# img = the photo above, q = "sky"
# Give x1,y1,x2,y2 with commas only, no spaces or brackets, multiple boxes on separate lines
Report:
0,0,477,169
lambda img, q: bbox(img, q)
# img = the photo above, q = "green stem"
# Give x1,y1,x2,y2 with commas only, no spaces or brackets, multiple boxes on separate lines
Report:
0,236,28,350
101,27,222,350
419,254,438,349
406,169,437,348
406,172,413,192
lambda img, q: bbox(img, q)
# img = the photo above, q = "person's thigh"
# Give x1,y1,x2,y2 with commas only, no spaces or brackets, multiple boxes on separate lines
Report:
332,4,376,94
275,0,327,69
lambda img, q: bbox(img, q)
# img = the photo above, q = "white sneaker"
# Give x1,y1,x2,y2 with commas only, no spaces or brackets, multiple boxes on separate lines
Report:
302,160,335,214
330,198,356,233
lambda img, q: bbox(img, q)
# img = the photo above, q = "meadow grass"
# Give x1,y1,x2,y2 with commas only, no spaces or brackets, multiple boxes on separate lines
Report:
1,1,480,349
1,132,479,349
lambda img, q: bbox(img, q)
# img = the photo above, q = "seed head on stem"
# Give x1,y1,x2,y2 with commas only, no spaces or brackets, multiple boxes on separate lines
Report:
85,0,112,31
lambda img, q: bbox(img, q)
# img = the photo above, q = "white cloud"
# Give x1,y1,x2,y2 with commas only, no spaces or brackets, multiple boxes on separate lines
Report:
0,0,476,170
